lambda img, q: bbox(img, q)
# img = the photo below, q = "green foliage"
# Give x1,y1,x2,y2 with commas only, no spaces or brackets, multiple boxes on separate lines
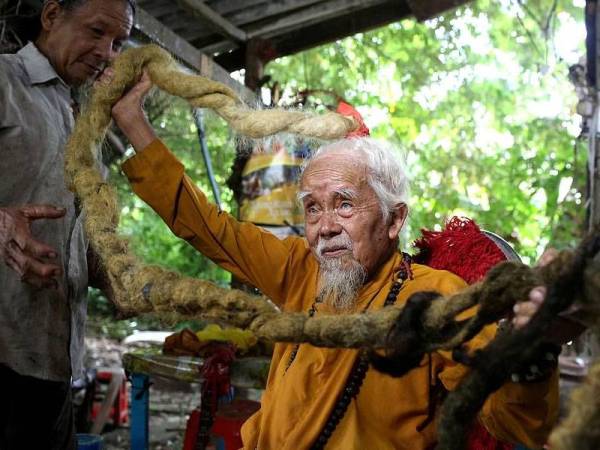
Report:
267,0,586,262
110,97,236,283
92,1,588,332
90,97,238,330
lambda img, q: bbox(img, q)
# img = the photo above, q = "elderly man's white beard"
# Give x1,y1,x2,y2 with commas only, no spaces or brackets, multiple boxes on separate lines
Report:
315,233,367,311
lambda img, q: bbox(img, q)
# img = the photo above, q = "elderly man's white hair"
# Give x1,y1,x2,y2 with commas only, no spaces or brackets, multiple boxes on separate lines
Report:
300,137,410,222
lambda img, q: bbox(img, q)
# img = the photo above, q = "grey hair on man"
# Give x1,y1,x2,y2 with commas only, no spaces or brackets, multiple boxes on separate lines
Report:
299,137,410,310
48,0,136,14
301,137,410,223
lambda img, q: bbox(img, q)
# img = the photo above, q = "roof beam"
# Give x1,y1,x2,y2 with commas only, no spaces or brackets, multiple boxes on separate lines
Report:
405,0,471,21
215,1,410,72
134,7,255,103
245,0,388,40
224,0,324,27
177,0,248,43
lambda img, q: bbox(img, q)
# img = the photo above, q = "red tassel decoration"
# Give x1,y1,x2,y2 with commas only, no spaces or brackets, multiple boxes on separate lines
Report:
413,217,507,285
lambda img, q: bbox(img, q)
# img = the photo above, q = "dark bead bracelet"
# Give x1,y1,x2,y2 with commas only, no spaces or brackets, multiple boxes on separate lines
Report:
509,343,561,383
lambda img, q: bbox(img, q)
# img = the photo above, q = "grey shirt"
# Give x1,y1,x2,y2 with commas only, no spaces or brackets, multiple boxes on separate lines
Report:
0,43,88,382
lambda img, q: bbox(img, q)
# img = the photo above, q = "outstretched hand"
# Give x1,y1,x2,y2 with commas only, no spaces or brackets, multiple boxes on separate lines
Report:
103,68,157,151
512,248,586,344
0,205,65,289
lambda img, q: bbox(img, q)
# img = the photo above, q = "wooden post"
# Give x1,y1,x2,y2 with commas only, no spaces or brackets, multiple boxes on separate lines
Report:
130,374,150,450
226,39,270,293
592,0,600,229
591,124,600,229
227,38,270,206
244,38,266,92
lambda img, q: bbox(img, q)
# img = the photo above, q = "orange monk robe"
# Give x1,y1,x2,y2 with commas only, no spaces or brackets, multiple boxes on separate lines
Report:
122,139,559,450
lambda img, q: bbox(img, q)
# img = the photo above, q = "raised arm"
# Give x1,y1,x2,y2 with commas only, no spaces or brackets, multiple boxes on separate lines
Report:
110,72,313,307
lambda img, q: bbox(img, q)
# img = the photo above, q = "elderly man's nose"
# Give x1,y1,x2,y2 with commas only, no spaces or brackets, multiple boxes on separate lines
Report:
94,39,116,62
318,211,342,236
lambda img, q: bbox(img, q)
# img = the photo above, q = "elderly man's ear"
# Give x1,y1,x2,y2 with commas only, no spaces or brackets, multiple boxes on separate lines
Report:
388,204,408,240
40,1,62,32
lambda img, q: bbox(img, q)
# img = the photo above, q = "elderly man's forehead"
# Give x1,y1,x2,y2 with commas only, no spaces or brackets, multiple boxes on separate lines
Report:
305,147,368,174
300,151,371,196
70,0,134,25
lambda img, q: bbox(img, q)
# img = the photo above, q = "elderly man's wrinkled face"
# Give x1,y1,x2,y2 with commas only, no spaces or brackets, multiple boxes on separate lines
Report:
39,0,133,87
300,149,405,308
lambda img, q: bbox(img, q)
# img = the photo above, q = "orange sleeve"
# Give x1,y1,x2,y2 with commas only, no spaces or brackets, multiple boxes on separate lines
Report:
437,317,559,448
121,138,312,306
478,369,559,448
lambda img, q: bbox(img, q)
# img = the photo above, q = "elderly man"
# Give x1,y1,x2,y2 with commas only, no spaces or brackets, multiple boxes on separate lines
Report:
112,74,558,449
0,0,134,448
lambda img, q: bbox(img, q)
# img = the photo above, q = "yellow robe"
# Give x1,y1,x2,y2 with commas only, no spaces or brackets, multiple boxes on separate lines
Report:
122,139,559,450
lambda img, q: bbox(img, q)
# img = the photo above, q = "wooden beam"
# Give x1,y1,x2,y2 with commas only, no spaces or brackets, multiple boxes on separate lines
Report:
224,0,324,27
205,0,268,16
197,40,239,57
188,0,339,52
244,38,266,91
215,1,410,71
177,0,247,43
405,0,471,21
245,0,389,40
138,1,175,17
273,2,411,56
134,7,255,103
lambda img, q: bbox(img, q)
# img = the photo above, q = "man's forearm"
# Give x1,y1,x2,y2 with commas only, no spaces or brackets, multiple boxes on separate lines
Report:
115,111,156,152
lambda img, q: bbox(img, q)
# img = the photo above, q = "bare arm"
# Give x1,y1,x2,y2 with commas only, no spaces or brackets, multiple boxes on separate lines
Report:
107,69,156,151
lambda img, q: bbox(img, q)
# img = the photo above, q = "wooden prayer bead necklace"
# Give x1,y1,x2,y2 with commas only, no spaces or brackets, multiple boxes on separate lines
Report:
284,253,413,449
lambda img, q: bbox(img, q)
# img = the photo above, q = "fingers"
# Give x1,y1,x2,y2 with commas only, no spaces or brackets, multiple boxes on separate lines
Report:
128,69,153,100
512,286,546,329
5,241,61,289
2,205,65,250
5,254,58,290
537,247,559,267
94,67,115,87
22,236,58,259
111,69,156,148
20,204,66,220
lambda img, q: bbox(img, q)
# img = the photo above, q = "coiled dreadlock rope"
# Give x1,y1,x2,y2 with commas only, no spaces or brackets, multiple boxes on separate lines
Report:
65,44,600,349
549,356,600,449
65,44,600,450
433,232,600,450
64,44,360,323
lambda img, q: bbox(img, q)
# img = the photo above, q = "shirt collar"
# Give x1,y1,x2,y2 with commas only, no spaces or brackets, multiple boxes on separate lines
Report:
18,42,68,87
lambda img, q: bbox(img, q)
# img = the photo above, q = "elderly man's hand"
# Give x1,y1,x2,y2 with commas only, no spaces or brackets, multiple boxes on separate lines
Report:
109,69,156,152
512,248,558,330
512,286,546,329
0,205,65,289
512,248,586,344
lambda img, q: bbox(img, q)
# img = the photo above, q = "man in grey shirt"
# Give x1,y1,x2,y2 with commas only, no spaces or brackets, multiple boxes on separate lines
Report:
0,0,134,448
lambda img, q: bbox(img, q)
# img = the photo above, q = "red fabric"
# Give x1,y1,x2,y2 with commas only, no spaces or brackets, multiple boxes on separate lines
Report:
212,400,262,450
467,422,515,450
337,101,370,137
415,217,516,450
201,342,237,416
183,409,202,450
413,217,507,284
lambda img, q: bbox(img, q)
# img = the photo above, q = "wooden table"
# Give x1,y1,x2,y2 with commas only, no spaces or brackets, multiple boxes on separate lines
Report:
122,352,270,450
